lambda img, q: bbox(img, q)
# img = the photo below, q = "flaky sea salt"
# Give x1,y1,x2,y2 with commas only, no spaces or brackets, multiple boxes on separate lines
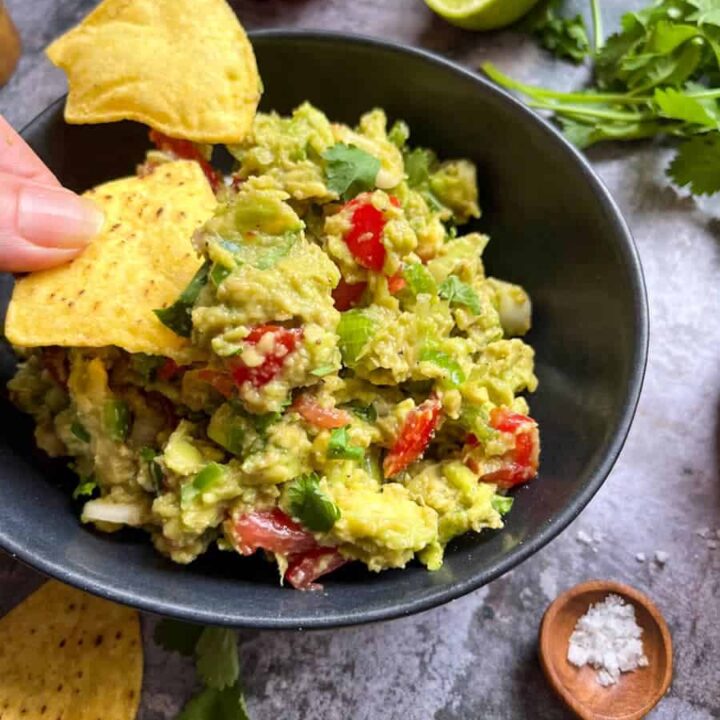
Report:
567,594,649,686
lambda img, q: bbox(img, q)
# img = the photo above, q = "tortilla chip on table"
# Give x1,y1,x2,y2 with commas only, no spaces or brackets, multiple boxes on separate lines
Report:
0,580,142,720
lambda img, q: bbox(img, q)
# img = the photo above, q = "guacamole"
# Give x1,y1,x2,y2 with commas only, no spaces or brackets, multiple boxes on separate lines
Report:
8,104,539,590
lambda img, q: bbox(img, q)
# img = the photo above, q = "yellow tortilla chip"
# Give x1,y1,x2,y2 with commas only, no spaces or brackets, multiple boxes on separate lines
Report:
0,580,142,720
5,160,216,360
46,0,261,144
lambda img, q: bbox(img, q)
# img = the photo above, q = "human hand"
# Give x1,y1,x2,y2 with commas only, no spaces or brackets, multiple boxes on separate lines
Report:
0,115,103,272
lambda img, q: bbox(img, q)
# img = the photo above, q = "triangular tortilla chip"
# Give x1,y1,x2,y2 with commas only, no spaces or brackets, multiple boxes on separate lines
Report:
5,160,216,360
0,580,142,720
46,0,261,144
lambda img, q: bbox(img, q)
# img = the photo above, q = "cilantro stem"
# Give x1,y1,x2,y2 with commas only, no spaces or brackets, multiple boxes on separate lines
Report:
527,101,654,122
482,63,647,104
590,0,603,52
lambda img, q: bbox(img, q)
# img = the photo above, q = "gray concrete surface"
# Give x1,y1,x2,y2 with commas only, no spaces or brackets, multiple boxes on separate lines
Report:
1,1,719,718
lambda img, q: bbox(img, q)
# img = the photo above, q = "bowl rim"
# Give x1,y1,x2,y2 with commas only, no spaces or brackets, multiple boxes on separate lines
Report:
2,29,649,629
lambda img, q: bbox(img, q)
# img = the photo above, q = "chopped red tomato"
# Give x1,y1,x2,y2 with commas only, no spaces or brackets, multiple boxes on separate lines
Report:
156,358,183,382
387,272,406,294
332,278,367,311
149,129,222,191
292,394,352,429
285,547,347,591
197,368,235,398
465,433,479,447
480,407,539,488
389,196,401,208
231,509,317,557
230,325,303,388
383,397,443,477
343,195,387,272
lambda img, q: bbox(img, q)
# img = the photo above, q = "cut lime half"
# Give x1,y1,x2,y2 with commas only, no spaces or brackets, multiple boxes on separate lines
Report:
424,0,541,30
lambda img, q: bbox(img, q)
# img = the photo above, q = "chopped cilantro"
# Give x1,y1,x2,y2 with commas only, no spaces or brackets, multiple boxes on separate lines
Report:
154,260,210,337
103,399,130,442
438,276,482,314
70,421,90,443
327,427,364,462
323,143,380,200
287,472,341,532
347,401,377,423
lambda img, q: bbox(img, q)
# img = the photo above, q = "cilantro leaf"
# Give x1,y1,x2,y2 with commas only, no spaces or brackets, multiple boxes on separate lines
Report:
327,427,364,462
177,682,250,720
668,135,720,194
346,401,377,423
154,618,204,657
70,421,90,443
323,143,380,201
154,261,210,337
526,0,590,64
438,276,482,314
196,628,240,690
287,472,342,532
654,87,720,126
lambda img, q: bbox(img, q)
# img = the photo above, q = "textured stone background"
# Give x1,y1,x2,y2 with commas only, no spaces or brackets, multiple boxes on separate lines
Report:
1,1,719,718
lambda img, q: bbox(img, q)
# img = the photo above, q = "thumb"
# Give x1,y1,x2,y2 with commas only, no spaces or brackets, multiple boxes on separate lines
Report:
0,172,104,273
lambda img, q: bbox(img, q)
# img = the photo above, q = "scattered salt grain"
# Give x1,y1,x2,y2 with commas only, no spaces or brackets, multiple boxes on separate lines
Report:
707,540,718,550
635,553,646,563
567,594,649,687
654,551,669,566
576,530,593,546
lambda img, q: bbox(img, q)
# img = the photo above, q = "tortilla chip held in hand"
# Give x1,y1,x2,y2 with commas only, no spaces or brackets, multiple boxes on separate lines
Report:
46,0,261,144
5,160,216,361
0,580,142,720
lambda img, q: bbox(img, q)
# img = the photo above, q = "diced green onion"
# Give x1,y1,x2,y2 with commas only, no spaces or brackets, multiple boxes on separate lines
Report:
181,462,226,507
347,402,377,423
337,309,375,367
491,495,514,515
311,365,337,377
403,263,437,296
419,348,466,387
72,476,97,500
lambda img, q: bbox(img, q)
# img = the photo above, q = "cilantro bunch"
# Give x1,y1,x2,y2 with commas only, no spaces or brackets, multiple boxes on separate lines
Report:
486,0,720,195
155,620,250,720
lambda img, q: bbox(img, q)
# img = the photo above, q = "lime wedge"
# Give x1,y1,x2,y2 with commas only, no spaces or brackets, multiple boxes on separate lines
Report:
424,0,541,30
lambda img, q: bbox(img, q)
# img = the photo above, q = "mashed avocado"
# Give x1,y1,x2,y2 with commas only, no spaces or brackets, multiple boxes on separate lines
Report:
8,105,540,590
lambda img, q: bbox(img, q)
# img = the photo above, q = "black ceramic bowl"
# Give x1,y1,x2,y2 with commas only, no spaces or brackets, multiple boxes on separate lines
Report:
0,31,647,629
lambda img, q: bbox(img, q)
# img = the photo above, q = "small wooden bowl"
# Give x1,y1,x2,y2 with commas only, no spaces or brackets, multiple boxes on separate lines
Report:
539,580,673,720
0,3,21,87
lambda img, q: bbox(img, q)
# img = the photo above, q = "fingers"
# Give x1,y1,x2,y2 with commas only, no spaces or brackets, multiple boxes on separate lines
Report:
0,171,104,272
0,115,59,186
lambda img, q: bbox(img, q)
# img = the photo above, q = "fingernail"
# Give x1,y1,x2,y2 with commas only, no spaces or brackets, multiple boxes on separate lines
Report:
17,183,104,249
